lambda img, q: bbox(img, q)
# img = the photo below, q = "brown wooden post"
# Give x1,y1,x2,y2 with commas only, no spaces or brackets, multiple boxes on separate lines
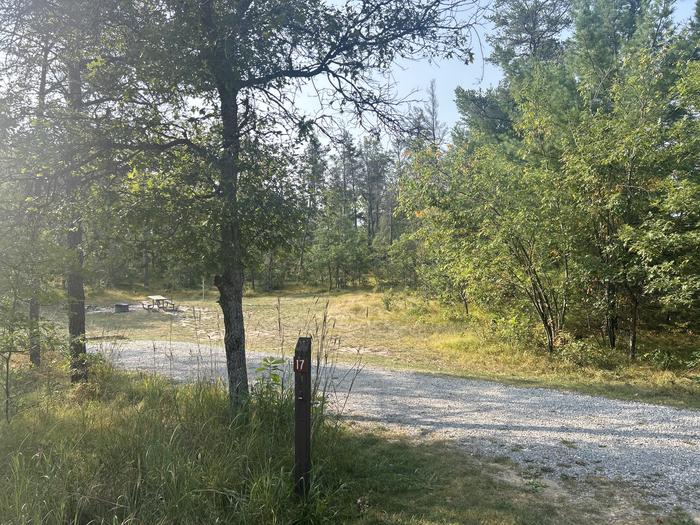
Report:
294,336,312,497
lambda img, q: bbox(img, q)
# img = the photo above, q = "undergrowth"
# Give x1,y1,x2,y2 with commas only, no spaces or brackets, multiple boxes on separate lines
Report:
1,358,323,523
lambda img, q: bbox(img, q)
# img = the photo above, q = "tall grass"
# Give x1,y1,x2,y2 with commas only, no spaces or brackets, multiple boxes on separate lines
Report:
0,357,337,524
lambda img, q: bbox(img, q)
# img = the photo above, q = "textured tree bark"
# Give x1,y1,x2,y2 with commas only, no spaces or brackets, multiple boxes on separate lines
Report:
66,61,87,382
215,83,249,408
67,230,87,382
544,324,554,354
215,264,248,408
199,0,250,410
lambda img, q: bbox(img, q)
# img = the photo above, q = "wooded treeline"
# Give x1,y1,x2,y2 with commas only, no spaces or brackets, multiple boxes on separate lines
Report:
171,0,699,361
406,0,700,358
0,0,698,409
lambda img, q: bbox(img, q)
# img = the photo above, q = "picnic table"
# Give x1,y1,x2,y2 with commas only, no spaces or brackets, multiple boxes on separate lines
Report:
142,295,176,311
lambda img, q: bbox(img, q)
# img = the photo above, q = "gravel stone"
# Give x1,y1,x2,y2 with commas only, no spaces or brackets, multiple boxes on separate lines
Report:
91,340,700,517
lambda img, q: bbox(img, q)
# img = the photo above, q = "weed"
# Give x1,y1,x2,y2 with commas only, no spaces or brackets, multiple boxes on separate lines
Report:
381,288,395,311
525,480,546,493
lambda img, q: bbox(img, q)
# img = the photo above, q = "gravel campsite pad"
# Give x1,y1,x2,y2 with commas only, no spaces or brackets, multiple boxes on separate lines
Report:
92,340,700,519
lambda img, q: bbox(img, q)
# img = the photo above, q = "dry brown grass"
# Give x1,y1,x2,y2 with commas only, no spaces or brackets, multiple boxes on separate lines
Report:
81,287,700,409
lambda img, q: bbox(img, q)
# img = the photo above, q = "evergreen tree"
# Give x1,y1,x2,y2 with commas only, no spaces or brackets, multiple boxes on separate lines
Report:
488,0,572,73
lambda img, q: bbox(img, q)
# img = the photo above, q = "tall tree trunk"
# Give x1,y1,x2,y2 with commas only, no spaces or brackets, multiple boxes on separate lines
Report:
67,61,87,382
214,86,249,409
27,43,50,369
199,0,250,409
67,222,86,382
529,283,556,354
388,207,394,243
544,323,554,354
458,288,469,316
299,226,308,277
67,215,86,381
629,292,638,360
215,263,247,408
28,296,40,366
299,191,316,277
605,281,617,349
143,239,150,288
265,251,274,290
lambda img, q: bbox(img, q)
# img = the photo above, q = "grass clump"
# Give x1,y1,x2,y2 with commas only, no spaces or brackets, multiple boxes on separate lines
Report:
0,357,322,524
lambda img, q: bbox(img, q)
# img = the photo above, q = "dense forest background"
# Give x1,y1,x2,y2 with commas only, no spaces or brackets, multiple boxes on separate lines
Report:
1,0,699,389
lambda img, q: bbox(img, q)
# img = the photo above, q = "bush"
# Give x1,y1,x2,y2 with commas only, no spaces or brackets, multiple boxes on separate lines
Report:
556,338,622,370
381,288,395,311
686,350,700,371
490,314,536,347
642,348,684,371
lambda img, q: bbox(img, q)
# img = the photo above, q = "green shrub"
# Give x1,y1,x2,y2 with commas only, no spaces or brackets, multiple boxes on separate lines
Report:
686,350,700,371
381,288,395,311
556,338,622,370
490,314,536,347
643,348,684,371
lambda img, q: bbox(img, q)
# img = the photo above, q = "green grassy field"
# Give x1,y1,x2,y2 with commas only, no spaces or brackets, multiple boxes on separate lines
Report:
0,358,692,524
80,287,700,409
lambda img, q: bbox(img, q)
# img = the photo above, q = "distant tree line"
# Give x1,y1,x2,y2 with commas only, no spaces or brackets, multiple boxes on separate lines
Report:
196,0,700,360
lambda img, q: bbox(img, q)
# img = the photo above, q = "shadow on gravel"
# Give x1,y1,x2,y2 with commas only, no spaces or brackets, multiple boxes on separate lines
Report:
325,426,603,525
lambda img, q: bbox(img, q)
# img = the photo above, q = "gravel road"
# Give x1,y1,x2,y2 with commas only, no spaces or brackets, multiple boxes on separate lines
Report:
91,339,700,518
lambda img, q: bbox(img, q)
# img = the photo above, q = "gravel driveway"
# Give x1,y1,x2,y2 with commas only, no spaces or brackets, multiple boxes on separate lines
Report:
92,339,700,518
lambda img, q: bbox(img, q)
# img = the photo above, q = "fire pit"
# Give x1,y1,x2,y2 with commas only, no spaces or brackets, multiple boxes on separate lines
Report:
114,303,130,313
